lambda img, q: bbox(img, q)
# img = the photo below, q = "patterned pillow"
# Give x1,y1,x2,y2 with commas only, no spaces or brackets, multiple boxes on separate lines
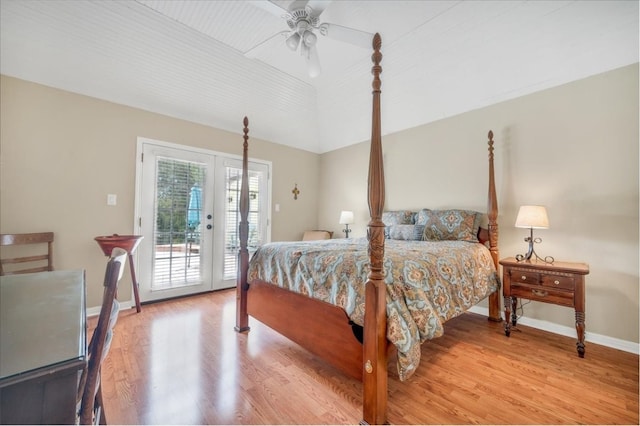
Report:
382,210,415,239
413,224,425,240
421,209,481,242
382,210,415,226
414,209,432,226
387,224,420,240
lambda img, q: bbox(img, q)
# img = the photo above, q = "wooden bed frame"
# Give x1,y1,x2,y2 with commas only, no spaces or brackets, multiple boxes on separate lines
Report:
235,33,501,425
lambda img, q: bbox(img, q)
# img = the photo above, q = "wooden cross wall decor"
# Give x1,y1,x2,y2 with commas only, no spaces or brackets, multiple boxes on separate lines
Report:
292,184,300,200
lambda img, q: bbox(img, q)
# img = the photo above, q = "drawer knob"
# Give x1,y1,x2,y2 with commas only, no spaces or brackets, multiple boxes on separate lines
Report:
521,275,527,280
554,280,560,285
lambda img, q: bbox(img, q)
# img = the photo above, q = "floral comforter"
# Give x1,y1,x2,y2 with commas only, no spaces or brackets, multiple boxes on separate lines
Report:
247,238,499,380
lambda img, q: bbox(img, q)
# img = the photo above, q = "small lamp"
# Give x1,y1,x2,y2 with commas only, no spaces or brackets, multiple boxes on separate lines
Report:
339,211,354,238
515,205,553,263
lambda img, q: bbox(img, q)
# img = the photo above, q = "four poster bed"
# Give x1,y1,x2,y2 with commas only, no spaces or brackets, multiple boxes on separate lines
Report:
235,33,501,425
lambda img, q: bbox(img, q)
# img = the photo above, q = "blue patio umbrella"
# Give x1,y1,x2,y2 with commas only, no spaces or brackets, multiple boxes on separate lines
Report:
187,184,202,229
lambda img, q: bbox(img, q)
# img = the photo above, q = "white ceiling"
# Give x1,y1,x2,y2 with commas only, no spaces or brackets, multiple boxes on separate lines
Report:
1,0,638,153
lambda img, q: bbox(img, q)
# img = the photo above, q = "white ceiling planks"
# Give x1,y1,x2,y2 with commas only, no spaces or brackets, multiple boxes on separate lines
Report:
1,0,637,153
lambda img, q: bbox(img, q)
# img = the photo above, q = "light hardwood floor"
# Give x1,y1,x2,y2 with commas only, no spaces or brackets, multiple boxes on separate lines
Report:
97,289,639,424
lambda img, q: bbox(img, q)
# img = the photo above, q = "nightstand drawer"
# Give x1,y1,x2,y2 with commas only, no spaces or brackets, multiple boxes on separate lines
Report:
541,274,575,290
511,284,574,308
510,270,539,285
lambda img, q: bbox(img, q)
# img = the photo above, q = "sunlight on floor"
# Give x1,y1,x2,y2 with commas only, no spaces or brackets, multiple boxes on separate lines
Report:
148,311,202,423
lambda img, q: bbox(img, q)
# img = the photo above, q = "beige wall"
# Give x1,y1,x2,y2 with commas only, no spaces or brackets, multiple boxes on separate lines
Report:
319,64,639,345
2,63,638,346
0,75,320,307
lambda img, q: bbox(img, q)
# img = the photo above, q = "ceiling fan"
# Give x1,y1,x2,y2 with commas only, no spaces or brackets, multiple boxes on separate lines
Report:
246,0,373,78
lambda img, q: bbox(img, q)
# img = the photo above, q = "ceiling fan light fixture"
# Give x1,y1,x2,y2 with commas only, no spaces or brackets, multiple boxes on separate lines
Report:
285,32,301,51
302,30,317,47
252,1,372,78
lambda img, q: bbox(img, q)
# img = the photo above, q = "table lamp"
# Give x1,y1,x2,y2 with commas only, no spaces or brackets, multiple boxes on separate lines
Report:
339,210,354,238
515,205,553,263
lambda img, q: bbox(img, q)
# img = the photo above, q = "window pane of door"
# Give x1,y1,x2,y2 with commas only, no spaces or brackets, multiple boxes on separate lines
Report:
153,157,206,289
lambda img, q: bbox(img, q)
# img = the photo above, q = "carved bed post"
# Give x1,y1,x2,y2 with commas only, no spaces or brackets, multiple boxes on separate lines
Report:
235,116,250,332
486,130,501,322
362,33,387,426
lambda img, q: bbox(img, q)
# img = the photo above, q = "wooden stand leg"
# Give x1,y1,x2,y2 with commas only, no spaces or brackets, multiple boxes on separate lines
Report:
504,296,512,337
575,310,586,357
128,253,141,313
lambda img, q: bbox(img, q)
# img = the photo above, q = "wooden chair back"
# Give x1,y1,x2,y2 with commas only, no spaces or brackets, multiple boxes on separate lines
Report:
0,232,54,276
77,247,127,425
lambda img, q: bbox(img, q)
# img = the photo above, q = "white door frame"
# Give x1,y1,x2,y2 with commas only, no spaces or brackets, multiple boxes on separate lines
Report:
133,136,272,304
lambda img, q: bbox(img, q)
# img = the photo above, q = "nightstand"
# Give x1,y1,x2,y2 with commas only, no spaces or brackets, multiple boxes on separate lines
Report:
500,257,590,357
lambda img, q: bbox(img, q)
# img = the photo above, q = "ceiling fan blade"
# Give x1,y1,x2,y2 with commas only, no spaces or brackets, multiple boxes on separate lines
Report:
244,30,290,58
306,0,331,17
318,23,373,49
305,44,321,78
252,0,290,18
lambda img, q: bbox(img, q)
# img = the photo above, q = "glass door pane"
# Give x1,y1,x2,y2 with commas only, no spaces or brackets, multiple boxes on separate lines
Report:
152,158,206,290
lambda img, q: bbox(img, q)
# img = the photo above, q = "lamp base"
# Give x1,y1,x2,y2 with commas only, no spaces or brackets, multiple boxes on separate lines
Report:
342,224,351,238
515,229,554,263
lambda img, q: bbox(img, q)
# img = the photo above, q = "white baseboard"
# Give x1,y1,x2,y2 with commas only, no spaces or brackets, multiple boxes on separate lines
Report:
468,305,640,355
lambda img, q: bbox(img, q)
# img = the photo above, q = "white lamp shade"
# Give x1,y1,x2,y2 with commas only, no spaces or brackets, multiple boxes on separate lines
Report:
339,210,354,225
515,205,549,229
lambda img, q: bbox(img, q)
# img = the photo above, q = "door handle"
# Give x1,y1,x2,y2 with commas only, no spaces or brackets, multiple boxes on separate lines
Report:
207,224,212,230
207,214,212,220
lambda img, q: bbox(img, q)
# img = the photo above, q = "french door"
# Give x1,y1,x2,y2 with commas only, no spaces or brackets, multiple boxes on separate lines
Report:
135,138,270,303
